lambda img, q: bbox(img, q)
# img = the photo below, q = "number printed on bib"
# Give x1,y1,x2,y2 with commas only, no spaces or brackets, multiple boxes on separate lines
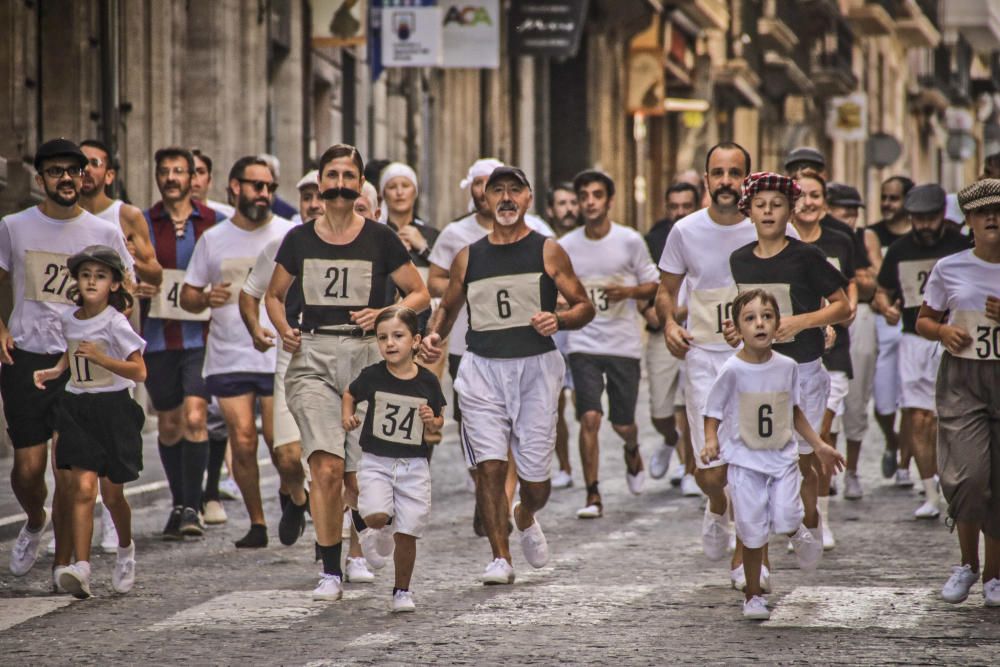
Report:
738,391,792,451
66,340,114,389
372,391,427,446
301,259,373,307
467,272,542,332
148,268,210,321
738,283,795,342
23,251,74,304
950,310,1000,361
898,259,938,307
221,258,256,306
687,285,739,345
582,276,630,320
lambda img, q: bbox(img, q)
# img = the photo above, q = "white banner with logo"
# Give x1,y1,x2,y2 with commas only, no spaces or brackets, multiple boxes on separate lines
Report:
382,6,442,67
441,0,499,69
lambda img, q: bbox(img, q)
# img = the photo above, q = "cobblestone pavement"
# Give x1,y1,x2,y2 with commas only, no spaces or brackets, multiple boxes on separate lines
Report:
0,373,998,666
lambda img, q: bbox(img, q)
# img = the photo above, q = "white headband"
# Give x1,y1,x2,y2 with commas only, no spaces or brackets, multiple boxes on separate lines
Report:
379,162,418,197
460,158,504,191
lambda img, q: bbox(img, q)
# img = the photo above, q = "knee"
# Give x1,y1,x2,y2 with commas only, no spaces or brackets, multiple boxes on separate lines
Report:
74,475,99,503
184,404,208,432
273,445,303,473
229,426,258,451
102,488,128,512
310,454,344,489
652,417,675,435
580,411,602,433
343,472,358,496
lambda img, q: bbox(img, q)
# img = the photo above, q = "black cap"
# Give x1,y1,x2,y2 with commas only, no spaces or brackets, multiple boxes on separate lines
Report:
903,183,946,214
827,183,864,208
33,138,88,171
67,245,127,279
485,166,531,190
783,147,826,171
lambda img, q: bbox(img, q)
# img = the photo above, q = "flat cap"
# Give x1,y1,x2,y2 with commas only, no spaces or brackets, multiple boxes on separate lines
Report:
34,138,88,171
486,166,531,190
904,183,946,214
296,170,319,190
957,178,1000,213
827,183,864,208
67,245,127,279
783,147,826,170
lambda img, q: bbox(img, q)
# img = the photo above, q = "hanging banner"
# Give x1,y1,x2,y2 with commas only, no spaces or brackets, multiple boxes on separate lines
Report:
827,93,868,142
313,0,367,47
441,0,500,69
382,5,442,67
509,0,589,58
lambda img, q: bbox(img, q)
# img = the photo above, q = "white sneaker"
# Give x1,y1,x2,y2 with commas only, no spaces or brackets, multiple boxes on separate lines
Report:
681,474,702,497
984,579,1000,607
626,469,645,495
100,504,119,554
551,469,573,489
392,589,416,613
914,500,940,519
312,573,343,601
481,557,515,585
52,568,67,594
514,505,549,568
941,564,978,603
10,512,49,576
57,561,92,599
822,521,836,550
46,536,57,557
790,524,823,571
576,503,603,519
344,556,375,583
202,500,227,525
895,469,914,488
359,528,388,569
669,463,685,487
376,526,396,558
743,595,770,620
760,565,771,593
843,472,863,500
730,564,746,591
701,507,731,561
649,444,674,480
112,543,136,594
218,477,242,500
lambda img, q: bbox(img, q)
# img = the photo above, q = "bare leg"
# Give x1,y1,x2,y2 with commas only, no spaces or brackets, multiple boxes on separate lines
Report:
11,444,48,529
743,545,764,600
907,408,938,480
477,459,511,561
100,479,132,547
69,469,100,564
984,534,1000,583
799,454,819,529
956,521,981,572
218,394,265,525
393,533,417,590
579,411,602,503
309,452,345,547
695,465,728,516
554,390,571,474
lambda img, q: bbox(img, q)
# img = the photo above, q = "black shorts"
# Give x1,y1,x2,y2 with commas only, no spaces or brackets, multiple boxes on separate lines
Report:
144,348,210,412
568,353,641,426
448,354,463,423
1,348,70,449
55,390,145,484
205,372,274,398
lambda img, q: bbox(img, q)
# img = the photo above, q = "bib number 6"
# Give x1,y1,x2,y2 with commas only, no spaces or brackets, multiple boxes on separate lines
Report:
496,289,512,319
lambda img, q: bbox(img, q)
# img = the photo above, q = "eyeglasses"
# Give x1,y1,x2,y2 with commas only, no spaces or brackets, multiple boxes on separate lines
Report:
239,179,279,194
86,157,105,169
157,167,191,178
43,166,83,179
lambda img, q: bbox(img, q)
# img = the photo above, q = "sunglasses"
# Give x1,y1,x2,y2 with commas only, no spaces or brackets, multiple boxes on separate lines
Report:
239,179,278,194
43,166,83,179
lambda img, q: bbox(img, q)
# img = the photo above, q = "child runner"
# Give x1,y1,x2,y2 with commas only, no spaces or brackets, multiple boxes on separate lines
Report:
702,289,845,620
34,245,147,599
916,179,1000,607
342,307,445,612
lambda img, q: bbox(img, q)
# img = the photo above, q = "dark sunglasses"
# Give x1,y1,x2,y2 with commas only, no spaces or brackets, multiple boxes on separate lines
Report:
239,178,278,194
43,166,83,179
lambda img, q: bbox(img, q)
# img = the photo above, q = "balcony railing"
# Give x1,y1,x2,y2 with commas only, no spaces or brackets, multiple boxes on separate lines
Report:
810,17,857,96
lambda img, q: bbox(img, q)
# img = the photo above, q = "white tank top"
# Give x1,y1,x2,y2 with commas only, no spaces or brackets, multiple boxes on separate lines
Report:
94,199,123,226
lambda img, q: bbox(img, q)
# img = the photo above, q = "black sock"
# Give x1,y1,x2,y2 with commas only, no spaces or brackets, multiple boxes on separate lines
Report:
586,482,600,497
318,542,343,576
351,509,367,533
158,442,183,507
392,587,409,595
204,436,226,501
181,439,209,509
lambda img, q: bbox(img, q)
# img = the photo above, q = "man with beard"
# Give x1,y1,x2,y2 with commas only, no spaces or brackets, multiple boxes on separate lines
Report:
421,166,594,584
1,139,134,579
180,156,296,548
190,148,235,219
875,184,972,519
546,182,579,237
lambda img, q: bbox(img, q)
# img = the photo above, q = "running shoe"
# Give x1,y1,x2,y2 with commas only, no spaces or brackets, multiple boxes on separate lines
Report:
312,573,343,601
669,463,685,488
279,496,308,546
941,564,977,603
359,528,388,569
681,474,703,497
47,536,57,557
202,499,227,525
790,524,822,571
624,446,645,495
895,469,914,488
57,561,92,600
551,469,573,489
881,449,898,478
742,595,770,620
984,579,1000,607
481,557,515,585
9,512,48,576
218,477,242,501
701,506,731,561
112,544,136,594
162,506,183,541
99,504,119,554
649,444,674,480
843,472,863,500
179,507,205,537
344,557,375,583
392,589,416,613
731,564,769,592
914,500,940,519
822,521,836,550
514,503,549,568
234,524,268,548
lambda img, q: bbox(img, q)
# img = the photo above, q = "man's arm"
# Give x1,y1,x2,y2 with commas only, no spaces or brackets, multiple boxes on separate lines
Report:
424,249,470,343
541,239,595,333
121,204,163,285
427,263,450,298
655,271,692,358
264,263,299,353
0,267,13,364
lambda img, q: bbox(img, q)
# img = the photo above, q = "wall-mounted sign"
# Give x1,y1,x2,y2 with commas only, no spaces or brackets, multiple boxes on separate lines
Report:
313,0,367,48
627,50,665,115
441,0,500,69
382,6,442,67
827,93,867,142
510,0,589,58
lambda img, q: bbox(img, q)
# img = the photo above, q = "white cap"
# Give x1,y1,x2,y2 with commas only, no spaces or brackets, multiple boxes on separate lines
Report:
296,169,319,190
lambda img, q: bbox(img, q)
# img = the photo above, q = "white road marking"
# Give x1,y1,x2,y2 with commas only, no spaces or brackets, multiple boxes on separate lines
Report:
347,631,399,647
452,584,654,626
147,589,330,632
765,586,933,629
0,597,74,632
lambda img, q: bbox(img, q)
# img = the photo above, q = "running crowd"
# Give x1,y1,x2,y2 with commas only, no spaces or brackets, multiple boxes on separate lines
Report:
2,137,999,620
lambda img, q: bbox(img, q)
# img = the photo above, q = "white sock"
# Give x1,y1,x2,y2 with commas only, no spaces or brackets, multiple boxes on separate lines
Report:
117,541,135,560
922,477,939,504
76,560,91,576
817,496,830,521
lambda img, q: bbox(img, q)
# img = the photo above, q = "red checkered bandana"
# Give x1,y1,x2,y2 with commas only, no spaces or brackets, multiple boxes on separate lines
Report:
738,172,801,216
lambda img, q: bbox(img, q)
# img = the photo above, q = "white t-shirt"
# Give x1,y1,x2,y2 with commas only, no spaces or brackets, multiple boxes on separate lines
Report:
428,213,553,356
558,223,659,358
923,249,1000,361
242,236,281,300
0,206,135,354
92,199,123,226
703,351,801,476
185,216,296,377
60,306,146,394
203,199,235,220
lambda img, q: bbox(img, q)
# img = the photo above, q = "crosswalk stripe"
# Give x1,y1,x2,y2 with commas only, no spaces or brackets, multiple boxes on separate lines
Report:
146,589,343,632
0,597,74,632
765,585,933,629
452,583,654,626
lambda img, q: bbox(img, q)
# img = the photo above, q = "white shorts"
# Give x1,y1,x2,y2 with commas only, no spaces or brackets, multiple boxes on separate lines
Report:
728,463,804,549
645,333,682,420
273,347,301,448
454,350,565,483
357,452,431,538
686,346,734,470
797,359,830,455
843,303,877,442
826,369,849,415
874,315,902,415
553,330,574,390
898,333,941,413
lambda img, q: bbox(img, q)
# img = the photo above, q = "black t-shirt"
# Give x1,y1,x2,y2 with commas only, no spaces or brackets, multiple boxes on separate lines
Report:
730,237,848,364
274,219,411,330
645,218,673,266
347,361,446,459
386,219,440,331
877,228,973,333
811,227,856,378
821,213,870,270
868,220,907,252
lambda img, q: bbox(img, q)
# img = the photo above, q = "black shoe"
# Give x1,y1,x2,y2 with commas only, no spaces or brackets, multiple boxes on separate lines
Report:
179,507,204,537
881,449,898,479
278,496,307,546
162,506,183,541
279,491,290,512
235,524,268,549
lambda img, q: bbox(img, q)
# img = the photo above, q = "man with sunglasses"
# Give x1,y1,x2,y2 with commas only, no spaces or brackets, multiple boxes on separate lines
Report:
0,138,134,579
180,156,295,548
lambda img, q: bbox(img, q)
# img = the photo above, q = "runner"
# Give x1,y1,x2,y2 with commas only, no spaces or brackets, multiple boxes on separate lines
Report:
265,143,428,601
35,246,146,599
2,139,134,580
190,148,235,220
916,179,1000,606
783,147,827,179
420,166,594,584
559,169,659,517
180,155,296,547
874,184,972,518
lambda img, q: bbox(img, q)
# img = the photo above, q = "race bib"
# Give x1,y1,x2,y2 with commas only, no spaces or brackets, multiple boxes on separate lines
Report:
737,282,794,342
23,251,74,304
66,340,114,389
372,391,427,446
148,268,210,321
467,273,541,332
220,257,255,306
827,257,841,272
582,275,630,320
301,259,372,307
738,391,792,451
898,259,937,308
687,285,739,345
950,310,1000,361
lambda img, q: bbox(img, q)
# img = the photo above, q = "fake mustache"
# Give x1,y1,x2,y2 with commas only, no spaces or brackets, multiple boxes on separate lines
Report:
321,186,361,200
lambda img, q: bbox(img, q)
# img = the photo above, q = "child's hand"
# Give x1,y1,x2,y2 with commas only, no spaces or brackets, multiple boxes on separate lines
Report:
342,414,361,432
700,438,720,465
33,367,61,390
721,319,740,347
814,442,846,475
75,340,106,365
418,404,437,429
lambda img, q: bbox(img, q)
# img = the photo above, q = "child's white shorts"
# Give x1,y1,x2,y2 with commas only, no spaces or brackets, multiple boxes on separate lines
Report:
357,452,431,538
728,462,804,550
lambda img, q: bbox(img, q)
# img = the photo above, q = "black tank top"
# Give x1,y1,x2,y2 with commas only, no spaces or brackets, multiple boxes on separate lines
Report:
868,220,907,250
463,230,557,358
